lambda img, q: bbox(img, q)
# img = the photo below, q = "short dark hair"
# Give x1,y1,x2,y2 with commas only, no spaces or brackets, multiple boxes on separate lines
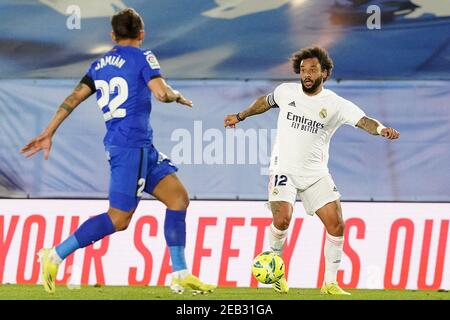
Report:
291,46,334,81
111,8,144,40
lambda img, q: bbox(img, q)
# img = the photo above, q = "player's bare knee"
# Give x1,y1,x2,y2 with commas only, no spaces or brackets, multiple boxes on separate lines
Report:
270,201,292,230
272,209,292,230
108,208,134,232
109,217,127,231
115,220,130,231
327,220,345,236
274,216,290,231
167,193,190,211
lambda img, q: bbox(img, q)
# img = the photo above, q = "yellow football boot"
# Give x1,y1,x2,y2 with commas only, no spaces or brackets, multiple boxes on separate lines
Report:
37,248,59,294
320,282,351,295
272,277,289,294
170,274,216,294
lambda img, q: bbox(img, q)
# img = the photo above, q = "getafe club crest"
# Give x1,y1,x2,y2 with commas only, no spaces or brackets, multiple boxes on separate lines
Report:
319,108,327,119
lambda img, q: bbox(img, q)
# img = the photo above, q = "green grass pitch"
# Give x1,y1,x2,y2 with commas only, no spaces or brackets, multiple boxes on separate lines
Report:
0,284,448,300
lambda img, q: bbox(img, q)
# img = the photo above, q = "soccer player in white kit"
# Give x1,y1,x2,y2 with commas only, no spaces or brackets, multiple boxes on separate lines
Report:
224,47,400,295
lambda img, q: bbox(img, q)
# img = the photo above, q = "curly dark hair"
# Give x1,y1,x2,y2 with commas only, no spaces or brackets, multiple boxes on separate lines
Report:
291,46,334,81
111,8,144,40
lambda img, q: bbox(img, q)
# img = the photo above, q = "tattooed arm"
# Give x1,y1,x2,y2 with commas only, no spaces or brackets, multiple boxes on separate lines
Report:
356,116,400,140
224,95,272,128
20,83,94,159
48,83,93,134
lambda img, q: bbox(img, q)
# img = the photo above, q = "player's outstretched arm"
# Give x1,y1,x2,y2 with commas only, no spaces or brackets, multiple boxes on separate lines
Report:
224,95,271,128
20,83,93,160
356,116,400,140
148,77,193,107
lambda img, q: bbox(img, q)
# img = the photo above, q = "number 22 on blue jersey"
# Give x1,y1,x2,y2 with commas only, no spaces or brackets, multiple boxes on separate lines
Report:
95,77,129,121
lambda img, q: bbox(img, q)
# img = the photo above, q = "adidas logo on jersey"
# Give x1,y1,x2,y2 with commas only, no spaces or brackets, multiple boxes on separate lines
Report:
288,101,296,107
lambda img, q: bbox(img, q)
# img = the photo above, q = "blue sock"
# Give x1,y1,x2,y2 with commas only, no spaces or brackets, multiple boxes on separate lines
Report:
164,209,187,272
55,235,80,260
168,246,187,272
56,213,115,260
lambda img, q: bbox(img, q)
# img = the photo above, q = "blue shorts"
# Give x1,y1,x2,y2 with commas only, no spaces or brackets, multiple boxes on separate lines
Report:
106,145,178,211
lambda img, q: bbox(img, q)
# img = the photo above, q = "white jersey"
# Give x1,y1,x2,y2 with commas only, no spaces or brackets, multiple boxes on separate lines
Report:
267,83,365,178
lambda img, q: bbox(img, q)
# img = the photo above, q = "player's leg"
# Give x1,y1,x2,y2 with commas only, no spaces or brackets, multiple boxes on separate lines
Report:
151,173,189,277
150,173,215,293
316,200,350,295
267,173,297,293
50,206,134,260
267,201,292,294
267,172,296,256
268,201,293,256
40,206,135,294
144,149,214,293
39,147,146,294
300,175,350,295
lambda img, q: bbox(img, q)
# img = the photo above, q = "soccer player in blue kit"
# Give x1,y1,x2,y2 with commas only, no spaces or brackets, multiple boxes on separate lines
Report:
20,8,215,295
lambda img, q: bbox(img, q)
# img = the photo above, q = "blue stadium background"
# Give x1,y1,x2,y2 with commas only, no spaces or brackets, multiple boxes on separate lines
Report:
1,0,450,201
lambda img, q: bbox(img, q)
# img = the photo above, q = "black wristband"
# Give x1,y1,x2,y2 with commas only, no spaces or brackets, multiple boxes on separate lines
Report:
236,113,244,122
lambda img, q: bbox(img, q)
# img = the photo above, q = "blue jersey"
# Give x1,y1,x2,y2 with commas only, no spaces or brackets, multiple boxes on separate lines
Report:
86,45,162,147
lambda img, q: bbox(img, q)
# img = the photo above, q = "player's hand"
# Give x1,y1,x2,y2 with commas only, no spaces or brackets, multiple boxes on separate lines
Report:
20,133,53,160
380,127,400,140
224,114,240,128
175,93,193,107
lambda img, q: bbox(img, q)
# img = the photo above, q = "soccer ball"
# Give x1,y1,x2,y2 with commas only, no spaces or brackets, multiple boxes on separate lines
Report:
251,251,285,284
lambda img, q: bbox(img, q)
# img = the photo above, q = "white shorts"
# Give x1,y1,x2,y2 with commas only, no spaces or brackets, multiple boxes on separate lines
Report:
268,172,341,216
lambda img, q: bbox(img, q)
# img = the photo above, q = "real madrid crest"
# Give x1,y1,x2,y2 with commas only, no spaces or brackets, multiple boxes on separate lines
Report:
319,108,327,119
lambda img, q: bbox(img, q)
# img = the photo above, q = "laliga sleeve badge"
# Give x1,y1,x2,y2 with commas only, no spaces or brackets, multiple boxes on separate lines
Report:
145,51,160,69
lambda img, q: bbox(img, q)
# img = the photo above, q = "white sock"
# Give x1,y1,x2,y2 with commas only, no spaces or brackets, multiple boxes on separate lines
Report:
324,233,344,284
172,269,189,280
49,247,63,264
269,223,288,256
